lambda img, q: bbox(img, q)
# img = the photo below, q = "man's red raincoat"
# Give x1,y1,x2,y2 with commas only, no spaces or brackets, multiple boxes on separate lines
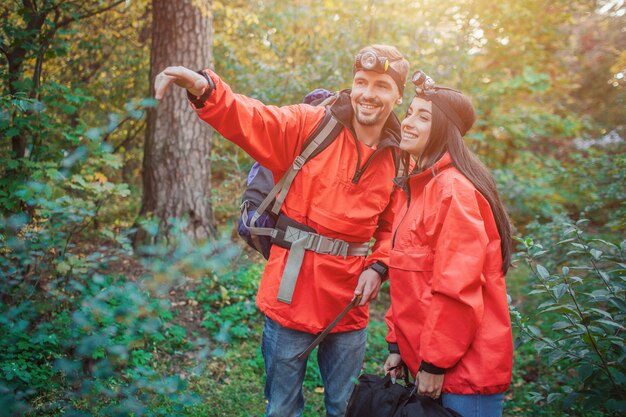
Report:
195,71,401,334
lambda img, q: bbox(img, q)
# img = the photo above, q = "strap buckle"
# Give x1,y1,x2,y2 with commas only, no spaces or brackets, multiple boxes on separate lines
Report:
306,234,348,258
293,155,306,170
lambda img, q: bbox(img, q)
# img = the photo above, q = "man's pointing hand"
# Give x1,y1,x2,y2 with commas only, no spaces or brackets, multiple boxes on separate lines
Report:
154,66,208,100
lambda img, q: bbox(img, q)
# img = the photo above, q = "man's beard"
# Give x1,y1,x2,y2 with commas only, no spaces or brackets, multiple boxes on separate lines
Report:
354,99,384,126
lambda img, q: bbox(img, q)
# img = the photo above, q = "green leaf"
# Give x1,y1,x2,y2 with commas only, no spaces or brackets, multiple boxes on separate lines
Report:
563,392,579,409
59,104,78,115
577,363,596,382
538,300,555,310
557,237,576,245
528,325,542,337
536,264,550,279
552,321,572,331
540,305,579,315
546,392,562,404
85,128,102,141
56,261,71,274
588,308,613,319
590,238,618,249
599,270,611,282
590,249,603,260
606,399,626,412
139,97,157,108
527,391,544,403
553,283,568,300
594,319,624,330
611,370,626,385
5,127,20,138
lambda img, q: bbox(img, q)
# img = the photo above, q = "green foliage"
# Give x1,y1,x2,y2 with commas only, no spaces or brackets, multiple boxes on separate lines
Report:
0,205,238,416
494,138,625,232
0,95,238,415
196,261,262,346
512,221,626,415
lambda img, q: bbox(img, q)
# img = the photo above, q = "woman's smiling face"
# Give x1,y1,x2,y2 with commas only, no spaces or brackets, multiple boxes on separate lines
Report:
400,97,432,158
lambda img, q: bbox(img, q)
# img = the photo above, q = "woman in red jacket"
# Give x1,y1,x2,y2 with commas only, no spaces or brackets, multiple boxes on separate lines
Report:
383,71,513,417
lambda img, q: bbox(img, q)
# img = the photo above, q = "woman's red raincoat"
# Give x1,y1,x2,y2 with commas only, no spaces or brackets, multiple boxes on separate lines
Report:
385,153,513,395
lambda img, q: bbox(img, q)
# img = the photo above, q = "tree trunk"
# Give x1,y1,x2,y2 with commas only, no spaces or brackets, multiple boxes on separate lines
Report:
137,0,216,242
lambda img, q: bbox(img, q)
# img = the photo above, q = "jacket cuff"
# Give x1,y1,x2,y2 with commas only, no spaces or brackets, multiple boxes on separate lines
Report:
187,70,215,108
419,361,446,375
388,343,400,354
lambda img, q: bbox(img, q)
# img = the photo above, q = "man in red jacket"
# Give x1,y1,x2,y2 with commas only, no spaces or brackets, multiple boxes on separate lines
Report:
155,45,409,417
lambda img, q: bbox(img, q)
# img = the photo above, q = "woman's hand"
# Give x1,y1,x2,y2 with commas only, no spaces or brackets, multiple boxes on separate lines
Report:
416,370,444,399
384,353,404,383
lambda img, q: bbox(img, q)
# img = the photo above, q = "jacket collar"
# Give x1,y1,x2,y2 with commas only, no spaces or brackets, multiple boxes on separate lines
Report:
393,152,454,189
329,89,402,148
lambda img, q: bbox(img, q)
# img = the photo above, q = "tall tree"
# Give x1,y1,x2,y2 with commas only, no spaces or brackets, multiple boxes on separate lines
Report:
138,0,215,242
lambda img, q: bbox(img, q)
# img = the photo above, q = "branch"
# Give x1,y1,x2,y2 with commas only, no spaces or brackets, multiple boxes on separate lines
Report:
22,0,35,11
101,115,133,144
56,0,126,30
114,119,147,154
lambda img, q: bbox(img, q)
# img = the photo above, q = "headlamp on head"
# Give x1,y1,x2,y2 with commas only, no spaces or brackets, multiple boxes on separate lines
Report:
410,69,466,134
355,51,390,73
411,70,436,96
353,51,405,96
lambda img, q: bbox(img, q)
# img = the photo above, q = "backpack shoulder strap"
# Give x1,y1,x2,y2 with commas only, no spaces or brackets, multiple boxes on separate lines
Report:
252,108,341,220
299,107,343,165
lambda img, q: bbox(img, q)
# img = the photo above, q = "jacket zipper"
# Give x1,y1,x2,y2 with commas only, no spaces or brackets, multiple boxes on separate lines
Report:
351,140,395,184
391,183,412,248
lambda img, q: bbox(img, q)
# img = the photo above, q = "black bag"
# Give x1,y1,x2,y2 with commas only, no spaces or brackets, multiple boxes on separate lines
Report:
345,373,463,417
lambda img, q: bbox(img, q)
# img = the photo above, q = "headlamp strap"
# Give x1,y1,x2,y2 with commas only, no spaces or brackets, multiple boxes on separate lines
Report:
429,95,465,134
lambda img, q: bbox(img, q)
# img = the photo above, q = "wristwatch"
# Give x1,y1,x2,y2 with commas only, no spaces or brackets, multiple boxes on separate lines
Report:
187,70,215,108
367,261,388,279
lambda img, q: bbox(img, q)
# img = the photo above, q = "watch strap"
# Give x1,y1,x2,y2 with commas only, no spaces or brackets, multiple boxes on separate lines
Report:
187,70,215,108
367,260,388,279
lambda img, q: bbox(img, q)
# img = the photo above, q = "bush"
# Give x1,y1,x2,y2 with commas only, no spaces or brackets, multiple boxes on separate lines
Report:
511,220,625,415
0,98,239,415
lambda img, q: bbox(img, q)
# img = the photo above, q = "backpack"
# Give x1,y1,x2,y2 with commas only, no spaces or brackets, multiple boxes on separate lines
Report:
237,100,342,259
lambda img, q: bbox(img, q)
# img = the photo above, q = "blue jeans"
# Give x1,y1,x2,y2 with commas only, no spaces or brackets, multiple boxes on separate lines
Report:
442,392,505,417
261,316,367,417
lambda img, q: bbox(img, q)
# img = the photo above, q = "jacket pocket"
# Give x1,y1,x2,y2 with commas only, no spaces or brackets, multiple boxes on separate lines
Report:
390,246,434,271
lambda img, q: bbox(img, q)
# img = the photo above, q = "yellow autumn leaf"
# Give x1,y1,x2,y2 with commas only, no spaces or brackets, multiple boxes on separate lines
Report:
94,172,108,183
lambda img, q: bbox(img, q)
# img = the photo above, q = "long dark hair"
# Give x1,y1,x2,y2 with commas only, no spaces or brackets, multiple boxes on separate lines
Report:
417,89,512,274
